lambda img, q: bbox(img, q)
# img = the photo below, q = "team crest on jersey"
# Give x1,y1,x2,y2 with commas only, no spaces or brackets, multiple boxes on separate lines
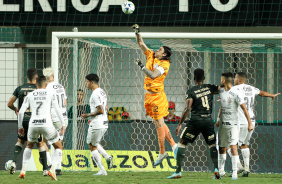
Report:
227,97,232,103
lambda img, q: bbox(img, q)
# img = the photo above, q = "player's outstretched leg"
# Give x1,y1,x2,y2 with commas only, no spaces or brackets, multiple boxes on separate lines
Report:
97,144,113,169
19,146,34,179
92,150,107,175
154,126,168,166
167,143,185,179
163,124,178,159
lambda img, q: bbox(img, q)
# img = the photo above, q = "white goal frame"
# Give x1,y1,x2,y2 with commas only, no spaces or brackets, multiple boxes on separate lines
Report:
51,32,282,149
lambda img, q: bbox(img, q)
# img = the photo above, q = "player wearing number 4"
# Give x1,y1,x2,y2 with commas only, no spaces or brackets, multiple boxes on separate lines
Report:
7,68,49,176
81,74,113,176
18,76,66,181
224,72,280,177
43,67,68,176
132,24,178,166
168,68,221,179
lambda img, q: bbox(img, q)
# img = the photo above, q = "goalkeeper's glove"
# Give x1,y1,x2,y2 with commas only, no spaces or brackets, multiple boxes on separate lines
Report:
132,24,140,34
134,59,145,69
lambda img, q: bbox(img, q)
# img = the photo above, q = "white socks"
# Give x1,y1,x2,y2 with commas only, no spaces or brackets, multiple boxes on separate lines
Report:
97,144,110,160
218,154,226,173
227,148,243,169
241,148,250,172
51,149,62,173
22,148,32,172
232,155,239,175
57,156,62,170
91,150,106,172
46,151,52,166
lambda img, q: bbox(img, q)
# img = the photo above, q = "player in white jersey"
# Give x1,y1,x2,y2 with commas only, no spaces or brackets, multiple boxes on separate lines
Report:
43,67,68,175
215,72,253,180
81,74,113,176
18,76,65,181
230,72,280,177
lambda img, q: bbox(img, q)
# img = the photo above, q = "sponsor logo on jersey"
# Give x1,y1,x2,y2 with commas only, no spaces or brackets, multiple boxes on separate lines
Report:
32,119,46,124
33,91,47,96
243,86,252,92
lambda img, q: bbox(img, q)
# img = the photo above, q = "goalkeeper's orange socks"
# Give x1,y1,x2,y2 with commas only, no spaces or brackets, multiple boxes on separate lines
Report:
163,124,175,147
156,127,166,154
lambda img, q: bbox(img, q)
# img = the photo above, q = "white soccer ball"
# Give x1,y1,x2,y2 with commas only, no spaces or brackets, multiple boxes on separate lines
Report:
5,160,15,171
122,1,135,14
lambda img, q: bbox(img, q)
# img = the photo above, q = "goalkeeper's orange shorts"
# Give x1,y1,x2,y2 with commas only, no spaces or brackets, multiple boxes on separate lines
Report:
144,92,169,120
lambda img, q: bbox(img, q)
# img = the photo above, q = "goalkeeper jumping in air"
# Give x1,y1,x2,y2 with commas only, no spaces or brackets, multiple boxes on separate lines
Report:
132,24,177,166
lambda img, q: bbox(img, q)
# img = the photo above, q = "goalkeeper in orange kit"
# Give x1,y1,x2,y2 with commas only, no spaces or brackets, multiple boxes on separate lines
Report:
132,24,177,166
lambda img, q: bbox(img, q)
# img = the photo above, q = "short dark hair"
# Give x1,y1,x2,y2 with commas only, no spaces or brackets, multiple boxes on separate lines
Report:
27,68,37,81
85,73,99,84
162,46,172,60
236,72,247,79
221,72,233,83
78,89,84,92
194,68,205,82
36,75,46,87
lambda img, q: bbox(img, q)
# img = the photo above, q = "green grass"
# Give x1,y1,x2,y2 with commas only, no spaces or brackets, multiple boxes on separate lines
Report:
1,171,282,184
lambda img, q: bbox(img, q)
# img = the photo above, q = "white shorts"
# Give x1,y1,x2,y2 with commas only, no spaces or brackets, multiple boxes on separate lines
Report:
28,126,59,145
218,125,239,148
87,128,107,146
241,123,256,145
53,120,68,140
238,124,248,146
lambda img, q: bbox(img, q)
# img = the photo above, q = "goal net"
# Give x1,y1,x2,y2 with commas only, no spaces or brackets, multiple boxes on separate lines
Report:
53,32,281,173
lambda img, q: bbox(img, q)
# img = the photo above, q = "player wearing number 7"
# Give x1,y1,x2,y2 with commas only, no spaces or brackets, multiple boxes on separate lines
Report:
18,76,66,180
167,68,221,179
132,24,178,166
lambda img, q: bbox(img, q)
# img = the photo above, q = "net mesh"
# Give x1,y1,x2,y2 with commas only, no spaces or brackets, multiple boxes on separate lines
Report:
57,37,282,173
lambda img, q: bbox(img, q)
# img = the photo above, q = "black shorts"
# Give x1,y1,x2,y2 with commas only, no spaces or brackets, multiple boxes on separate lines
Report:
18,119,42,142
180,118,216,145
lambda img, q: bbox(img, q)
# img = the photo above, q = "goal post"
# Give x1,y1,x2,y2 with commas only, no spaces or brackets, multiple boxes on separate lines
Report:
51,32,282,173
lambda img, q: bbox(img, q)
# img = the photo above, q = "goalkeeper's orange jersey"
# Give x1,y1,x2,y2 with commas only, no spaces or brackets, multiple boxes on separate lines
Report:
143,49,170,92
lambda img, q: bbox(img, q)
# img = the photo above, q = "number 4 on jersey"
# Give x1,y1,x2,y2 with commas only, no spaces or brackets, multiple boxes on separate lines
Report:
201,96,210,110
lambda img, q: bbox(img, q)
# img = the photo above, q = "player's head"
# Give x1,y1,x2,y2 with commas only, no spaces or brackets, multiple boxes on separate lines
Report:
36,76,47,88
168,101,176,116
194,68,205,83
77,89,85,102
27,68,38,82
43,67,54,82
234,72,247,85
221,72,233,87
154,46,172,60
85,73,99,89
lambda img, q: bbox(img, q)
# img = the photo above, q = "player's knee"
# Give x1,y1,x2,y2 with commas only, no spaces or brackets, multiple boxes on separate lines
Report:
16,141,24,148
179,139,188,146
18,139,25,145
219,147,226,154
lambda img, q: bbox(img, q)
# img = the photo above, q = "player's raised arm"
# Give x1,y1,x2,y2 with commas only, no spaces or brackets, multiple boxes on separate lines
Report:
240,103,253,132
134,59,162,79
132,24,148,53
259,91,281,101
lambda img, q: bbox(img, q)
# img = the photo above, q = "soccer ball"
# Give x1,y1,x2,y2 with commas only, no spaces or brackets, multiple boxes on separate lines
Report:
5,160,15,170
122,1,135,14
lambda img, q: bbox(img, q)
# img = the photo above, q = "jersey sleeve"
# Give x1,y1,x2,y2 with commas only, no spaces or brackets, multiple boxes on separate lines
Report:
253,86,260,96
235,91,245,106
186,89,193,100
144,49,154,59
92,93,103,107
158,61,170,75
12,86,20,98
209,84,220,94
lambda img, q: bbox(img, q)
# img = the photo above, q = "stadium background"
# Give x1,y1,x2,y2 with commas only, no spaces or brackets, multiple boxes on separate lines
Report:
0,0,281,173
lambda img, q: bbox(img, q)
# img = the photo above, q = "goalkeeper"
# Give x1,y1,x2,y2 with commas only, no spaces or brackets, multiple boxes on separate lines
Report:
132,24,177,166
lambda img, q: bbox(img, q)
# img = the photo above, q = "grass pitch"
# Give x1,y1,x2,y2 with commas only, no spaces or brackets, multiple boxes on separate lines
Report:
1,171,281,184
